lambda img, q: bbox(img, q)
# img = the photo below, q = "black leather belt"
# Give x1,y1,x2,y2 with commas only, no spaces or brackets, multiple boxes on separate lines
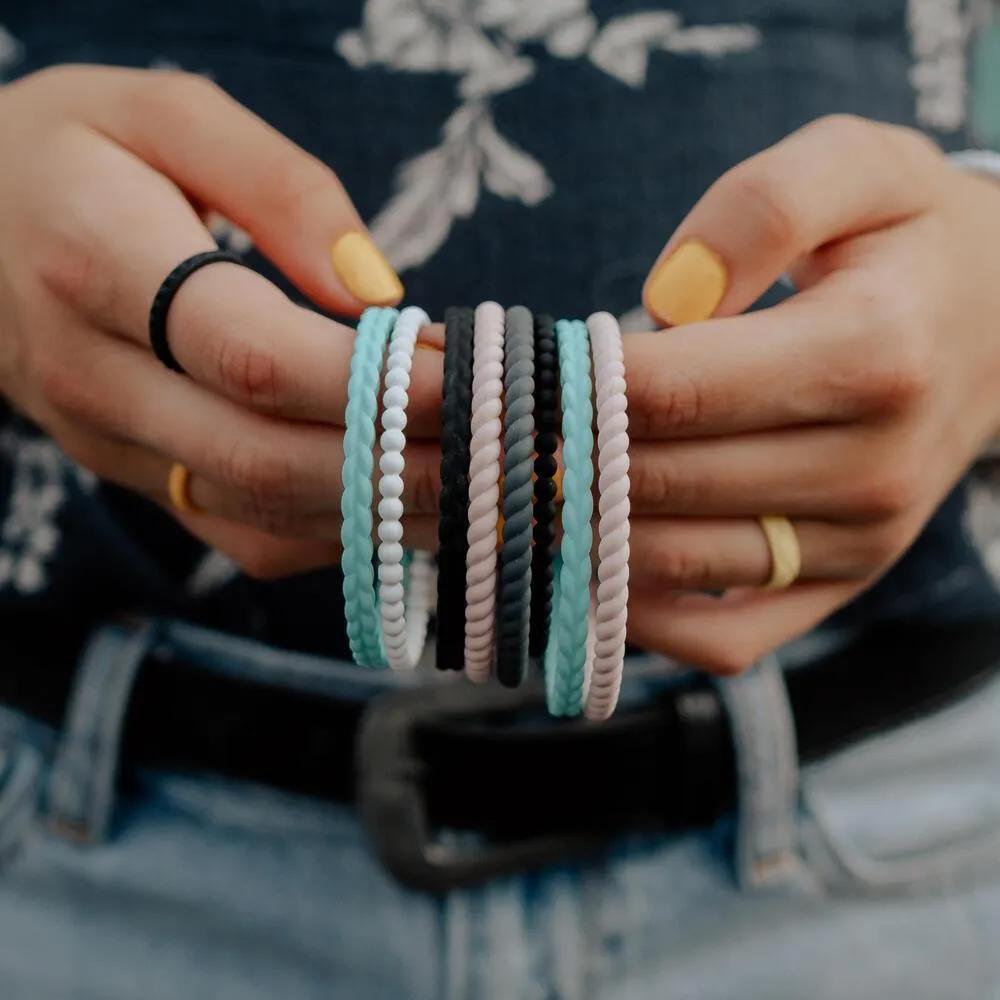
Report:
1,618,999,893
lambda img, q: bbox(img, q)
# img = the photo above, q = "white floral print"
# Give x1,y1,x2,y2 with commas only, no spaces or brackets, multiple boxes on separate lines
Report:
906,0,975,131
0,431,95,595
0,24,22,80
337,2,761,272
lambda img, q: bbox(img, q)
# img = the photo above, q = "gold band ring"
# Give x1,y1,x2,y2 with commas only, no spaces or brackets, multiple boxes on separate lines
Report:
168,463,201,515
758,515,801,590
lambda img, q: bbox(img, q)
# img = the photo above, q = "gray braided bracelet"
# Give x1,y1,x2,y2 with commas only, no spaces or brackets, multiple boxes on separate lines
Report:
496,305,536,688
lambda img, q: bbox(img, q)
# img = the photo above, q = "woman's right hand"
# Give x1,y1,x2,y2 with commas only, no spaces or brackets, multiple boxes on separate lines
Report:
0,65,445,579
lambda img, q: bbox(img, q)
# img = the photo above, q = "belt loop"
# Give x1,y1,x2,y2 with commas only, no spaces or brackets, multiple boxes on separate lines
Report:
715,655,806,891
46,619,158,845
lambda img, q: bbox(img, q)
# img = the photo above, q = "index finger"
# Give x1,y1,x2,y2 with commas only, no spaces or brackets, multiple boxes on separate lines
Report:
42,126,444,433
625,269,903,440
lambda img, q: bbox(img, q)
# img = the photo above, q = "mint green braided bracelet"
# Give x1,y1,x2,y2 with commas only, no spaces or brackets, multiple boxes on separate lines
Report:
545,319,594,716
342,306,397,667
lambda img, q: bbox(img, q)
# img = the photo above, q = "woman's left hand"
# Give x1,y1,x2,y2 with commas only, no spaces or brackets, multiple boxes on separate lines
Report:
621,114,1000,672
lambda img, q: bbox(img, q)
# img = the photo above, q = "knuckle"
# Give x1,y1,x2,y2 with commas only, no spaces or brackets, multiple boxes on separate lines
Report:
630,451,698,513
852,459,919,521
845,286,933,413
632,367,705,437
258,154,333,223
697,639,760,677
648,542,714,591
129,70,220,123
218,438,296,519
231,548,289,582
213,336,285,411
37,351,103,423
722,163,799,252
36,227,115,318
807,113,876,148
885,125,947,192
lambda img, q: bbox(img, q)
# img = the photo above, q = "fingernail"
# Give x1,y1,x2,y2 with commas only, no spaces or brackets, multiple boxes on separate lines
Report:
644,240,728,326
415,340,444,353
331,232,404,306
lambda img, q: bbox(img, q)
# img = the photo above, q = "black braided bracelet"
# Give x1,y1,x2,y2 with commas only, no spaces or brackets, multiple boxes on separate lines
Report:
149,249,245,374
529,313,559,658
436,306,475,672
496,305,536,688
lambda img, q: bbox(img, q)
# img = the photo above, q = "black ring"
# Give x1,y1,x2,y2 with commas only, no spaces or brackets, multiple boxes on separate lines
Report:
435,307,475,672
529,314,559,658
496,305,535,688
149,250,245,374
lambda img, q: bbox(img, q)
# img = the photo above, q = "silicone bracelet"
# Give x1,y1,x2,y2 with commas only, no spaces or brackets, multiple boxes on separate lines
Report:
529,314,559,658
149,250,244,375
436,307,475,672
584,311,630,720
342,306,397,667
378,306,434,671
464,301,506,682
496,305,536,688
545,319,594,716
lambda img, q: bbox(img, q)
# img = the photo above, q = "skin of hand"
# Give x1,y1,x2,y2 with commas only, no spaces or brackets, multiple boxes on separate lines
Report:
2,77,995,676
622,113,1000,672
0,64,452,578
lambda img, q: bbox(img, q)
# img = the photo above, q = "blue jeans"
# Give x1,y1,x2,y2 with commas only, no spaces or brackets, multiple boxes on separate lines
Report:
1,615,1000,998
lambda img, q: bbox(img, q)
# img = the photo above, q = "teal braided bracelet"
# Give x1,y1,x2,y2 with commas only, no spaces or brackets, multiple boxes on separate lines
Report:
342,306,397,667
545,319,594,716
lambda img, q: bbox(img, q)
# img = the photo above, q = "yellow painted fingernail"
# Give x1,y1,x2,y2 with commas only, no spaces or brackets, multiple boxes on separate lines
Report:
330,232,404,306
644,240,728,326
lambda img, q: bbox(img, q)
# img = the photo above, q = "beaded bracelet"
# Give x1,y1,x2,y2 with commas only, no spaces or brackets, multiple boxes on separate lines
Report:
378,306,435,671
585,312,631,720
338,301,630,718
529,313,559,658
496,305,536,689
464,301,505,683
436,307,476,672
545,319,594,717
342,306,397,668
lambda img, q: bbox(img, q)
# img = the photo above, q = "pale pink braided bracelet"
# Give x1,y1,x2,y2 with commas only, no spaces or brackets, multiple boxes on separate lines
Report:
585,311,631,720
464,301,505,682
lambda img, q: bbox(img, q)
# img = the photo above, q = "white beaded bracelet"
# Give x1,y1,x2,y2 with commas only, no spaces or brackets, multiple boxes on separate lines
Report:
377,306,434,671
584,311,631,721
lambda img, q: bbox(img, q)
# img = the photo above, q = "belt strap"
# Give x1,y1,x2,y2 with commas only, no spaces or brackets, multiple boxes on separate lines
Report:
0,617,997,892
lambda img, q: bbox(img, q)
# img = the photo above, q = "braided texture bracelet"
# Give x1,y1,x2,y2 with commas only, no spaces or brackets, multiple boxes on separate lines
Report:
337,301,630,718
546,319,594,717
496,305,536,689
464,301,505,682
342,306,397,668
586,312,630,720
436,306,475,672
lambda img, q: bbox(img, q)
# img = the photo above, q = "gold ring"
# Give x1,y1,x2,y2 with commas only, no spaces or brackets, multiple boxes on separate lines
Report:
168,463,201,515
758,515,801,590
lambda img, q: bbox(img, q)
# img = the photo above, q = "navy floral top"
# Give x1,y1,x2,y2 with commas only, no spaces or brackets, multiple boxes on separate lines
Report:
0,0,998,662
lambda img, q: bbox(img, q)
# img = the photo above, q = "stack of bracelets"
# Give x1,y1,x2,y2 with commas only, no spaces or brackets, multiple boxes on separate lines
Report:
340,303,631,722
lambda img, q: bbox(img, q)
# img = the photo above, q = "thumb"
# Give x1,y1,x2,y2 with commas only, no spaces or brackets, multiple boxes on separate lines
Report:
641,116,938,328
88,68,403,316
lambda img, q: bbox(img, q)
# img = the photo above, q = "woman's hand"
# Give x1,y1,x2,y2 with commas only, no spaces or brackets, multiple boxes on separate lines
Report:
0,65,445,579
620,114,1000,672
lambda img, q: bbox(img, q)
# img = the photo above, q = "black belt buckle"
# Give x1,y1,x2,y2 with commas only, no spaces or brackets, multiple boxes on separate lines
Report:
357,678,606,894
